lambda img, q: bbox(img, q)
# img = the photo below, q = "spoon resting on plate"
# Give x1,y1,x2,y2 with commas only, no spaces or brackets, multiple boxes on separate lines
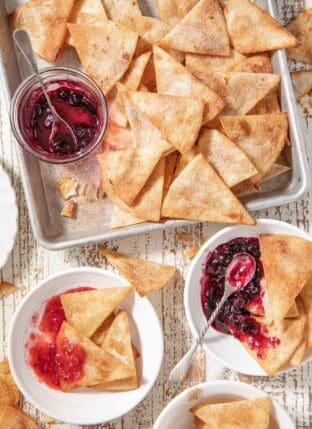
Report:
169,252,256,384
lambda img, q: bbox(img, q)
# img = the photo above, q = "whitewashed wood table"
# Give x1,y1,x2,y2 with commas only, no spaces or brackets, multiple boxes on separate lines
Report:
0,1,312,428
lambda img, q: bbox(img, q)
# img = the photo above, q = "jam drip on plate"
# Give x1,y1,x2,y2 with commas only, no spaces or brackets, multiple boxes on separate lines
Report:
200,237,279,358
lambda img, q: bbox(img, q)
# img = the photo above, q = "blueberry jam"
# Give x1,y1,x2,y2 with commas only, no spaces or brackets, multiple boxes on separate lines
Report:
21,79,102,159
200,237,280,358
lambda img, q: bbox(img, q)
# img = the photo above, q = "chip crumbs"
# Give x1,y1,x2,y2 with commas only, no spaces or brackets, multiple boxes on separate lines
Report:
183,246,200,259
57,176,79,200
60,200,77,218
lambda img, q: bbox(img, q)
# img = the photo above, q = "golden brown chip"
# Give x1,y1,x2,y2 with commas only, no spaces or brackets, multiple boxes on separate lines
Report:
102,122,132,152
300,277,312,347
289,314,308,368
60,287,131,337
183,246,200,259
100,248,177,297
0,282,17,297
67,21,138,95
153,46,224,124
259,234,312,324
126,88,204,153
56,321,133,391
10,0,75,63
171,149,197,183
185,49,246,74
0,405,38,429
197,129,258,188
164,151,179,191
0,359,20,408
110,206,146,229
91,313,116,346
224,0,297,54
248,89,281,115
102,0,142,24
287,9,312,64
162,154,255,225
292,70,312,96
69,0,107,21
57,176,79,200
220,113,288,183
232,53,273,74
156,0,199,26
160,0,230,56
60,200,76,218
192,396,271,429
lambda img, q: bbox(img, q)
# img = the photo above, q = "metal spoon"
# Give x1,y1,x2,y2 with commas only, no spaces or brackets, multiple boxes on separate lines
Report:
12,29,78,153
169,252,256,384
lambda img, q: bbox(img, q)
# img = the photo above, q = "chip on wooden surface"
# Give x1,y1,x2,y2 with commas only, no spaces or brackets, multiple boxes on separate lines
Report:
220,113,288,183
153,46,224,124
56,321,133,391
100,248,177,297
0,405,38,429
292,70,312,96
191,396,271,429
10,0,75,62
60,287,131,337
0,281,17,297
67,21,138,95
259,234,312,325
224,0,297,54
197,129,258,188
160,0,230,56
287,9,312,64
0,359,20,408
102,0,142,24
300,277,312,347
162,154,255,225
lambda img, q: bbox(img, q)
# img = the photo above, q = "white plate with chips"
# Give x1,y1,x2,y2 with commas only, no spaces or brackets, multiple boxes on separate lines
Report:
8,267,164,425
0,164,17,268
184,219,312,376
153,380,295,429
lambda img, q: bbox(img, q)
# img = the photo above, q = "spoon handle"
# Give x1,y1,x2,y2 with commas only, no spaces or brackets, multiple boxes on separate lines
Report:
13,29,39,75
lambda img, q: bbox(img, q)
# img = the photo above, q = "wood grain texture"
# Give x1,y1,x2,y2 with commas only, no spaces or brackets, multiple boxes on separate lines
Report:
0,1,312,428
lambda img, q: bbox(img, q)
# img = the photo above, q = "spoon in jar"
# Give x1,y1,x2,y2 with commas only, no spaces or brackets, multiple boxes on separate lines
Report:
13,29,78,153
169,252,256,384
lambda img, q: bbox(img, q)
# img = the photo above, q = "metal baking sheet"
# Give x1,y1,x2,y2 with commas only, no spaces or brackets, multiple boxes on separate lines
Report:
0,0,309,250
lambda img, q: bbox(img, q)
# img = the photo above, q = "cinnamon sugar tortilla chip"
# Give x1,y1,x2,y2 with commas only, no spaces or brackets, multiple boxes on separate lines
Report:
171,149,197,183
91,313,115,346
185,49,246,74
107,52,151,127
162,154,255,225
67,21,138,95
224,0,297,54
300,277,312,347
164,151,179,191
156,0,199,26
292,70,312,96
0,281,17,297
259,234,312,324
69,0,107,21
102,121,132,151
160,0,230,56
0,359,20,408
232,53,273,74
220,113,288,183
0,405,38,429
154,46,224,124
111,206,145,229
100,248,177,297
10,0,75,63
127,89,204,153
102,0,142,24
56,322,133,391
57,176,79,200
60,200,76,218
248,89,281,115
287,9,312,64
185,69,280,116
60,287,131,337
192,397,271,429
289,309,308,368
197,129,258,188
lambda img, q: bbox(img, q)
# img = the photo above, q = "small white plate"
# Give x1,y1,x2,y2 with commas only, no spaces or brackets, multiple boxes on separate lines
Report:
184,219,312,376
8,267,164,425
153,380,295,429
0,165,17,268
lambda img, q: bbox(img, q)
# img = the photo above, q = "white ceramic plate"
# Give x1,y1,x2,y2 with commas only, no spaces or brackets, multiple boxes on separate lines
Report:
184,219,312,376
0,164,17,268
8,267,164,425
153,380,295,429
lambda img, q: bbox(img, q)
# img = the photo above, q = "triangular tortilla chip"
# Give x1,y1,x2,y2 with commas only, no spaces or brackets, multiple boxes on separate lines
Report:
127,89,204,153
185,69,280,116
153,46,224,123
60,287,131,337
0,281,17,297
94,311,138,391
287,9,312,64
160,0,230,56
292,70,312,95
191,397,271,429
162,154,255,225
0,359,20,408
237,304,306,376
248,89,281,115
197,129,258,188
56,322,133,391
289,307,308,368
259,234,312,324
107,52,151,127
232,53,273,74
171,149,197,183
69,0,107,20
0,405,38,429
102,121,132,151
100,248,177,296
156,0,199,26
224,0,297,54
220,113,288,182
91,313,115,346
67,21,138,95
111,206,145,229
10,0,75,63
164,151,179,192
102,0,142,24
300,277,312,347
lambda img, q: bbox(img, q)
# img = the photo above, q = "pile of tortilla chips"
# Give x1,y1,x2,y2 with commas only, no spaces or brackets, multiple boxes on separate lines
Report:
235,234,312,376
191,396,271,429
10,0,298,228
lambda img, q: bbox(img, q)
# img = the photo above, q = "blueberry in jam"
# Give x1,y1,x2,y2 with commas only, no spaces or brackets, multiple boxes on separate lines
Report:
200,237,279,357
